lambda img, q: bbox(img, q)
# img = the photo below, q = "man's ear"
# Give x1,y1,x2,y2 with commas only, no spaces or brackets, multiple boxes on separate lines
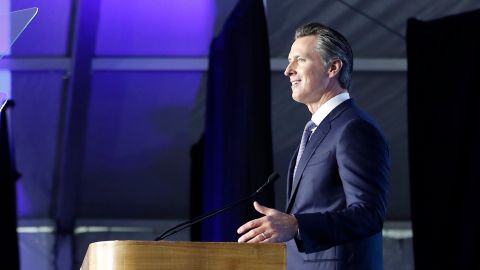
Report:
328,58,343,78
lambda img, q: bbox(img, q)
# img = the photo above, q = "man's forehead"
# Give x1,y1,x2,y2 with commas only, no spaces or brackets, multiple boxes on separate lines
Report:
288,37,316,57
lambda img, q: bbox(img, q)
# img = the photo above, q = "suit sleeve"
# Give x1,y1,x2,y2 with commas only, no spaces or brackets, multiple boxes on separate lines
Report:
294,119,390,253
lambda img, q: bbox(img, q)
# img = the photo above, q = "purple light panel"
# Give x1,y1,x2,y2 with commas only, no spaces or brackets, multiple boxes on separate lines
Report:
11,0,71,56
78,71,203,218
0,0,9,55
96,0,216,56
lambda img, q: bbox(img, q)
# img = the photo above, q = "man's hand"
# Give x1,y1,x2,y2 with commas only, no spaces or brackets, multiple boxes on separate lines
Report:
237,201,298,243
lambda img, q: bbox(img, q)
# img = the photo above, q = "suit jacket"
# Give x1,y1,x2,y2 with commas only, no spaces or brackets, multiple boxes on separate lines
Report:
286,99,390,270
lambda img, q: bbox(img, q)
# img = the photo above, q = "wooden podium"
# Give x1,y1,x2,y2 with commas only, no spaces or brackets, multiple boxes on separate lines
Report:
80,240,286,270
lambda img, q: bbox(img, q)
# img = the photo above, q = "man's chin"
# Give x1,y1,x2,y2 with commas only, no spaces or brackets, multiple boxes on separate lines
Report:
291,92,303,103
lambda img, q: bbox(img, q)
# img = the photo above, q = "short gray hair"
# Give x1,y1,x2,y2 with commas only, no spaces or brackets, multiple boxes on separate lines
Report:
295,22,353,89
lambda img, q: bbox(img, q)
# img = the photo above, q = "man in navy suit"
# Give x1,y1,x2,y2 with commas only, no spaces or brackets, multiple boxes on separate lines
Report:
237,22,390,270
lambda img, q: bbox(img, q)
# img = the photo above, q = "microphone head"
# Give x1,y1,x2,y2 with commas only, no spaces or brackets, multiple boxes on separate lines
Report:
267,172,280,183
255,172,280,194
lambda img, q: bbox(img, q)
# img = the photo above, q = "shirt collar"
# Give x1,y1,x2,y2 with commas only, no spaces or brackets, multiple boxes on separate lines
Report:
311,92,350,127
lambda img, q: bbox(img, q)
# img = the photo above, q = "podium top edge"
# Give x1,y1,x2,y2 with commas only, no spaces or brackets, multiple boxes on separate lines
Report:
89,240,286,247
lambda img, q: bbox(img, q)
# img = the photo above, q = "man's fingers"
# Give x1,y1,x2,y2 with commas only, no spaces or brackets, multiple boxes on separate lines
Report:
253,201,277,215
237,203,293,243
237,218,261,234
245,231,272,243
246,233,265,243
259,231,275,243
260,235,275,243
238,233,254,243
238,227,263,243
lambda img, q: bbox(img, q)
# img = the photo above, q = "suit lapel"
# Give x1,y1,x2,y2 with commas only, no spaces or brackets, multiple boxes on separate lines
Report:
286,121,330,212
286,146,299,200
286,100,353,213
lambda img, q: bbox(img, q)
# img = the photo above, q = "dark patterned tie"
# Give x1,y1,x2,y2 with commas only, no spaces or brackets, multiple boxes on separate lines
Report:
293,120,317,179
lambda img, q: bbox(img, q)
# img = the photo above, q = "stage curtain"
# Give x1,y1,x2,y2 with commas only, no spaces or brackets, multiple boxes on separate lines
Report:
191,0,274,241
0,100,21,270
407,9,480,269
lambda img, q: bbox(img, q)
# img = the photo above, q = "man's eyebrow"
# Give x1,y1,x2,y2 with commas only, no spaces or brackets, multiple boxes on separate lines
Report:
288,55,301,61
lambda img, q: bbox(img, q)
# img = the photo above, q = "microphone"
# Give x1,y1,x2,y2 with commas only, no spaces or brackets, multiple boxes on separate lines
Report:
154,172,280,241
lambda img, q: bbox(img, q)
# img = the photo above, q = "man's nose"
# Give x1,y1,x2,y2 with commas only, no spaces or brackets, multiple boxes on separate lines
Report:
284,62,296,77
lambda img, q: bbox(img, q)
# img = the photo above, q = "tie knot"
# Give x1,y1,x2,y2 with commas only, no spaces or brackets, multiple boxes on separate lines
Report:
304,120,317,132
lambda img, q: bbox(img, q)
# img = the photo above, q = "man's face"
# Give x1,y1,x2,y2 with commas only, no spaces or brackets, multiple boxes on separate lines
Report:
284,36,330,106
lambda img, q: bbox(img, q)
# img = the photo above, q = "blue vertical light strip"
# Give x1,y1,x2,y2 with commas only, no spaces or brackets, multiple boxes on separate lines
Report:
0,0,11,104
0,71,11,103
